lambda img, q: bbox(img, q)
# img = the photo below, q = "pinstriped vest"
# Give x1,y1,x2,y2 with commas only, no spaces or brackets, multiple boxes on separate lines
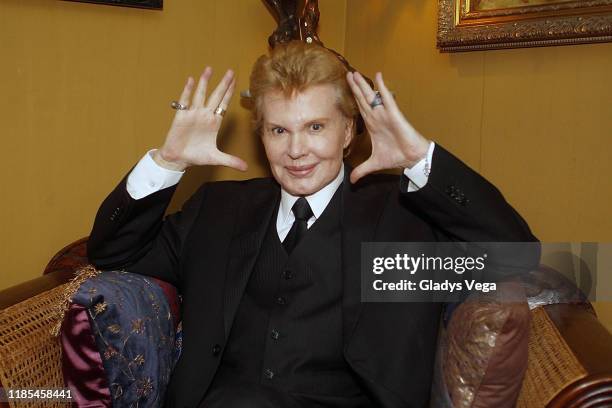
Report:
211,185,373,405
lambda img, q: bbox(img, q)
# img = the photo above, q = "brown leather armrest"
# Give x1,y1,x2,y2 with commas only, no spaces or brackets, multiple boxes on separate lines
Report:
545,304,612,407
43,237,88,275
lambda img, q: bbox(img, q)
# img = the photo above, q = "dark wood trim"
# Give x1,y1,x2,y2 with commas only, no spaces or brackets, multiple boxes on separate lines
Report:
0,269,74,310
43,237,89,275
548,374,612,407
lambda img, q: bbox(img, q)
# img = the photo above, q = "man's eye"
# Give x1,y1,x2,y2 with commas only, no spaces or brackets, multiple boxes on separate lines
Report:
311,123,323,131
272,127,285,135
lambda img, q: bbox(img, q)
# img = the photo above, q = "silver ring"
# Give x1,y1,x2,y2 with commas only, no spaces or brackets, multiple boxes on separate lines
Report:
214,107,226,117
369,91,383,108
171,101,189,110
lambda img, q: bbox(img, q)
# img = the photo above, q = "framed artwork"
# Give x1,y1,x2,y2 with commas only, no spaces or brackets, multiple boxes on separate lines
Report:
63,0,162,9
437,0,612,52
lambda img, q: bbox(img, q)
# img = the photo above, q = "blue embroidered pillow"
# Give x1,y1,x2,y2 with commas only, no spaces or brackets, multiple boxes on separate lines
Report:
67,270,182,407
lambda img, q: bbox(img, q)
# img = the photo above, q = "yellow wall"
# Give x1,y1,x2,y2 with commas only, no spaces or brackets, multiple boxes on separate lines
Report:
1,0,611,333
343,0,612,332
0,0,346,290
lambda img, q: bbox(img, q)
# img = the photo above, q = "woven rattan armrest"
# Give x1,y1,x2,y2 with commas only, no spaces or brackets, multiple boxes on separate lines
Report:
544,304,612,407
0,271,76,408
518,304,612,408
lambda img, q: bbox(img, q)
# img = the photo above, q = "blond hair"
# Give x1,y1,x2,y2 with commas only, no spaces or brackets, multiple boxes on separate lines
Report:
249,41,358,135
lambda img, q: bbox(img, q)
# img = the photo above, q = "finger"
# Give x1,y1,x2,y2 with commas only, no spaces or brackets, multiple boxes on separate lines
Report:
374,72,399,114
191,67,213,108
350,158,379,184
216,78,236,111
346,72,372,115
206,69,235,110
178,76,195,107
214,150,248,172
353,72,377,107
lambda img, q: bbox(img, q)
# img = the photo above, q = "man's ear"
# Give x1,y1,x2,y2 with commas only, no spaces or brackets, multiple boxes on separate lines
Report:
343,117,355,149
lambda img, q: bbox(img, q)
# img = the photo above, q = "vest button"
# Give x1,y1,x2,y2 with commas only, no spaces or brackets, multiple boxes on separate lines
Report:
212,344,222,356
271,329,280,340
275,296,287,305
283,270,293,280
264,368,274,379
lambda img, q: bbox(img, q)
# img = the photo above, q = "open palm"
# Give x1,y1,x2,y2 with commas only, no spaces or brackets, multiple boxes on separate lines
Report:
157,67,247,172
346,71,430,184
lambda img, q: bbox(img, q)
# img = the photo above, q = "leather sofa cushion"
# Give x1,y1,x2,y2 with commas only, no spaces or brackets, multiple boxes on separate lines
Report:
443,281,530,408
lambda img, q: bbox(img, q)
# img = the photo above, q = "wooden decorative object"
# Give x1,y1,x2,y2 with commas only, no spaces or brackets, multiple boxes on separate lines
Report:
256,0,371,135
438,0,612,52
264,0,321,47
263,0,357,73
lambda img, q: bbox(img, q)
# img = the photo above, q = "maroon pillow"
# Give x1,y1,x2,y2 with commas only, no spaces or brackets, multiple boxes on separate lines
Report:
60,303,111,407
150,277,181,330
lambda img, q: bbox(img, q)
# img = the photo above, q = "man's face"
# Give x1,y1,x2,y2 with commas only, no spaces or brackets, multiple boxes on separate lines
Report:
260,84,353,196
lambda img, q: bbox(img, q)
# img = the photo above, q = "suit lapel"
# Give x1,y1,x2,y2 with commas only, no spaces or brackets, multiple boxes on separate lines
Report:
222,180,280,338
341,165,391,346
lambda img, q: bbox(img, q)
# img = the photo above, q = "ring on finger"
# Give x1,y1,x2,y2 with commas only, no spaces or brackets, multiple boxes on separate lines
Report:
369,91,383,109
214,106,227,117
171,100,189,110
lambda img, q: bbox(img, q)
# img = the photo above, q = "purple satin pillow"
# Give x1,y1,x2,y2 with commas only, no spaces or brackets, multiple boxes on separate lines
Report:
60,303,111,407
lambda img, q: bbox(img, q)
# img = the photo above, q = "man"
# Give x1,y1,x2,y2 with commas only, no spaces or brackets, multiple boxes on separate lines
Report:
88,42,537,407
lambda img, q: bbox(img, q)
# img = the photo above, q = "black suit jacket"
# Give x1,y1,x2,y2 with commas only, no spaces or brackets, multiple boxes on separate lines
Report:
87,145,538,407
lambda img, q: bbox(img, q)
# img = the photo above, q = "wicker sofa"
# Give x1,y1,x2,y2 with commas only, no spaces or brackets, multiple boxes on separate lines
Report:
1,238,612,408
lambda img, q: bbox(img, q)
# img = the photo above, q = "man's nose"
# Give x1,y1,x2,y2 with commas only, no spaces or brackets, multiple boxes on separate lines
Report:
288,132,307,159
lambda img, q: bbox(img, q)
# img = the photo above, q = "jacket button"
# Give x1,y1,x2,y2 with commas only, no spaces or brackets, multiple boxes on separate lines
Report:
110,207,121,221
212,344,222,356
264,368,274,379
271,329,280,340
275,296,287,305
282,270,293,280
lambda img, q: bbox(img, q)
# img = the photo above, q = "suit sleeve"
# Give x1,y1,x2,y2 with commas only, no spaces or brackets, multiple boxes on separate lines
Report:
87,170,207,289
400,144,540,277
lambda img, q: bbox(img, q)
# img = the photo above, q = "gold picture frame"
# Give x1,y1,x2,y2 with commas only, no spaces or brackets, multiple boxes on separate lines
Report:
63,0,162,9
437,0,612,52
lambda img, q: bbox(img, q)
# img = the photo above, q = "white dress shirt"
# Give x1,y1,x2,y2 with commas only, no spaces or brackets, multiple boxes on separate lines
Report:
276,162,346,242
125,142,436,241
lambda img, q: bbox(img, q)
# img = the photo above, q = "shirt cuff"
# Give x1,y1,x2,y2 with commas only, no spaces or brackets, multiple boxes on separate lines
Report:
126,149,185,199
403,141,435,192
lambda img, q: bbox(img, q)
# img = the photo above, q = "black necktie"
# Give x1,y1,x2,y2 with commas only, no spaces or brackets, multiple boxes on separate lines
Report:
282,197,313,254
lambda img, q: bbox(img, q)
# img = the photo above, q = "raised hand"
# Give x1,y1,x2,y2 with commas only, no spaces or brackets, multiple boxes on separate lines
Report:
155,67,247,172
346,71,430,184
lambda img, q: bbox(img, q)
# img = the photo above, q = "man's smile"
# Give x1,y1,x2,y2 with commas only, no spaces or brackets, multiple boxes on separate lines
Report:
285,163,317,177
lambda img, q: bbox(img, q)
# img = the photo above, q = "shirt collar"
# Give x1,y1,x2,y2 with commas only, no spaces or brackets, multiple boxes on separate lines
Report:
279,162,345,225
